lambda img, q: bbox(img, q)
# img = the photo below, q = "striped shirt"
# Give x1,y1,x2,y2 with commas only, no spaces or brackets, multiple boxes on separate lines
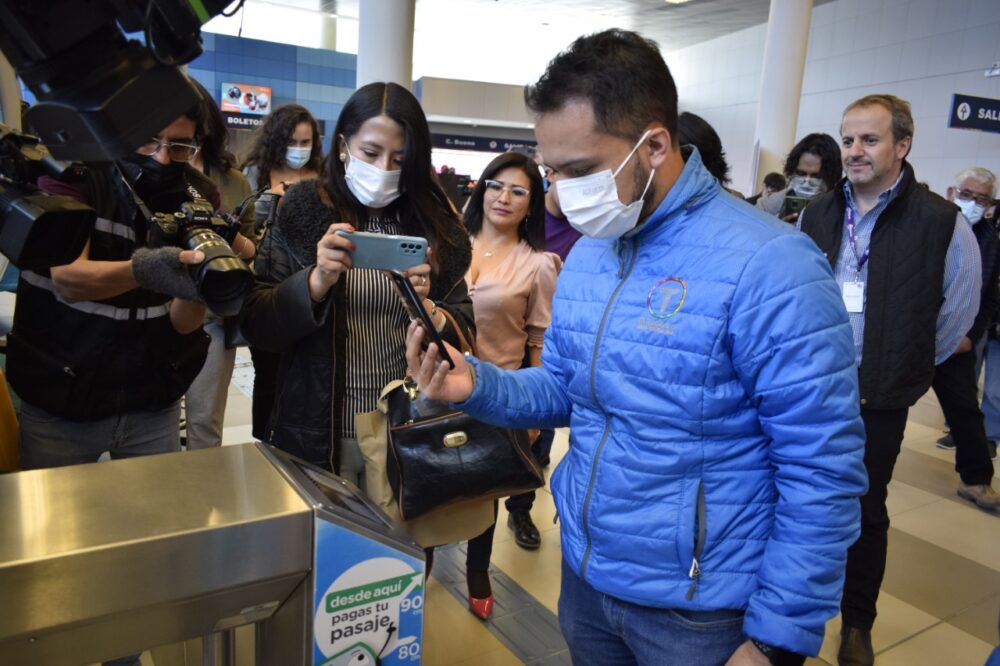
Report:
340,215,410,438
826,175,981,366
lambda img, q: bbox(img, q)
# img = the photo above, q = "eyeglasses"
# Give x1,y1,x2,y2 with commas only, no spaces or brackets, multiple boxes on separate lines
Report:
955,189,993,207
136,137,200,162
484,179,530,198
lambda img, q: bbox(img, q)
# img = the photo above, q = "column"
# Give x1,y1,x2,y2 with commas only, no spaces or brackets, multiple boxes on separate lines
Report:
356,0,416,90
751,0,813,192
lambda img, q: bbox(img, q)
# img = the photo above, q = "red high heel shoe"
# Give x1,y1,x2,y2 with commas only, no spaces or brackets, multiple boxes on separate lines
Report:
468,594,494,620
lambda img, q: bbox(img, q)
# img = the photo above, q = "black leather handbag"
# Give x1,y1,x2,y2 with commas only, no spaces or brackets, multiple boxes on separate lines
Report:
383,311,544,521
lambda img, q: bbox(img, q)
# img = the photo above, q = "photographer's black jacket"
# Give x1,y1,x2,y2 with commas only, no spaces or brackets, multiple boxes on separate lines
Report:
6,163,214,421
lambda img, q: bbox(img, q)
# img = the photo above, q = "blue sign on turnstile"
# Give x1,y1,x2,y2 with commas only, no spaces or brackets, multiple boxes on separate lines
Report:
312,518,425,665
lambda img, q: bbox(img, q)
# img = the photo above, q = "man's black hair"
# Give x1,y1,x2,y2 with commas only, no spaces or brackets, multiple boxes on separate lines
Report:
678,112,730,185
783,133,842,190
763,172,787,191
525,29,678,145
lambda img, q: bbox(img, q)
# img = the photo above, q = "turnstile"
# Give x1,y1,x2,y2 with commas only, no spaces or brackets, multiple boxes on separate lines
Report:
0,443,425,665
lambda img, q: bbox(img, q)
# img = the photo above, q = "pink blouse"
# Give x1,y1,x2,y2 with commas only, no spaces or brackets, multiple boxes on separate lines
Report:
466,240,562,371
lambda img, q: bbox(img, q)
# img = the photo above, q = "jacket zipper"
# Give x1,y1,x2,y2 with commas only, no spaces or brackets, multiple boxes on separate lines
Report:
579,238,638,577
686,480,707,600
9,332,77,377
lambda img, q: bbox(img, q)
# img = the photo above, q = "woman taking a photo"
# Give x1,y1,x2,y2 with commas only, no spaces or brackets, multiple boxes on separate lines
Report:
462,151,562,620
239,82,473,485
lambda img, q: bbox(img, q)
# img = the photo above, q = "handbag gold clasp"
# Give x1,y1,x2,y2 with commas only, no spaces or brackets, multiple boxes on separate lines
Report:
443,431,468,447
403,376,419,401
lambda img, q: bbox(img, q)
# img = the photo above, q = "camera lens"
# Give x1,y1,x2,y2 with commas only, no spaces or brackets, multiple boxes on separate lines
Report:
182,227,253,316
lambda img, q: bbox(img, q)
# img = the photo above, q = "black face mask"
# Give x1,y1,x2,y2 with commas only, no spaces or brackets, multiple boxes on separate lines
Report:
122,154,188,212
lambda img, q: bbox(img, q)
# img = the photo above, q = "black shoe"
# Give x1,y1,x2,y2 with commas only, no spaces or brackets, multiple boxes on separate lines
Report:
507,510,541,550
838,625,874,666
538,454,551,468
935,432,955,451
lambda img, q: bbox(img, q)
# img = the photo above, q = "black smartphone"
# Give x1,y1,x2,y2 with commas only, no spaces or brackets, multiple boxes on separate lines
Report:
779,195,810,219
389,271,455,369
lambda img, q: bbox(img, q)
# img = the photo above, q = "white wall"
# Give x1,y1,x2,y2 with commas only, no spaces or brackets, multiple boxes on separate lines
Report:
667,0,1000,197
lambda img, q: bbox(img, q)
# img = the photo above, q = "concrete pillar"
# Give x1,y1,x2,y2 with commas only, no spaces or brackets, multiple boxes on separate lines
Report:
0,51,23,130
319,10,337,51
357,0,415,89
751,0,813,192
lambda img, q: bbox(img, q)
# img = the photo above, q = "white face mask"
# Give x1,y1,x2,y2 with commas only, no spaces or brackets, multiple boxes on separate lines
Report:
344,147,401,208
955,196,986,225
285,146,311,170
788,175,826,198
555,130,655,240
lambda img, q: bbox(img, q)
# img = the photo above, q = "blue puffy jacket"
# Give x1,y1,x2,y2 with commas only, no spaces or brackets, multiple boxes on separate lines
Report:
460,149,868,656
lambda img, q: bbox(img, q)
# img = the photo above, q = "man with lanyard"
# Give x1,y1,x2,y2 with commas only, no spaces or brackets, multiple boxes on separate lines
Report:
798,94,981,666
407,29,868,666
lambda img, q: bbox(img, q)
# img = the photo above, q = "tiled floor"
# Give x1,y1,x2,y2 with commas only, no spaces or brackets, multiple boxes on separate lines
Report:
160,352,999,665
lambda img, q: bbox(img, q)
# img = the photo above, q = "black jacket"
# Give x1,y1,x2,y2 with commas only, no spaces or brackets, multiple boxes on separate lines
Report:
7,162,212,421
240,180,474,468
969,214,1000,344
800,162,958,409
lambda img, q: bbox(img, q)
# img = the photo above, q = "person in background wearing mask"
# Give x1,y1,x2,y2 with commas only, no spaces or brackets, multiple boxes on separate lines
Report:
241,103,323,440
8,107,225,666
757,133,841,222
931,167,1000,506
239,82,474,485
405,29,867,666
242,103,322,196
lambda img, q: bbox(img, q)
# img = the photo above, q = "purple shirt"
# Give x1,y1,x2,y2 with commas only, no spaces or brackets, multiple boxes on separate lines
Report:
544,209,582,261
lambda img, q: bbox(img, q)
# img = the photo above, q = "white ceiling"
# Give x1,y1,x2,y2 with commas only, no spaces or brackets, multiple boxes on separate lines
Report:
313,0,833,51
213,0,834,85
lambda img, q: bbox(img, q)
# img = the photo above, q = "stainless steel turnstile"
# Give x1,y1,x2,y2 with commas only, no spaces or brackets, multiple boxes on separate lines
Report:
0,443,426,666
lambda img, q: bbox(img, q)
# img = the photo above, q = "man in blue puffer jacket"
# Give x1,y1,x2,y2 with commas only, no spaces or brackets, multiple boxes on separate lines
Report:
406,29,868,666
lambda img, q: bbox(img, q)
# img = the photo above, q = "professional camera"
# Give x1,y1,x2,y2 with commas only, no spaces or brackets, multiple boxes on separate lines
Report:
0,124,93,270
149,200,253,316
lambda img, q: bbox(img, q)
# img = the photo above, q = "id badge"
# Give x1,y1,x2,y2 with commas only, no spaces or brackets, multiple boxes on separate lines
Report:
842,281,865,313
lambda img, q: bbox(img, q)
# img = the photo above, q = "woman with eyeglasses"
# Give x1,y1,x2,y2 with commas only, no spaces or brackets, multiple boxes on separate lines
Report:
461,151,562,620
239,81,474,490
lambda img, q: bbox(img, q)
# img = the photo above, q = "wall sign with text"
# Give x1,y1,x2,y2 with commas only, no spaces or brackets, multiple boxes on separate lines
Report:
949,94,1000,134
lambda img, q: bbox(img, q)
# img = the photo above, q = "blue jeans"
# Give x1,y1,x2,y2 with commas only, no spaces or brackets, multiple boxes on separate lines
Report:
19,400,182,468
980,338,1000,441
558,559,746,665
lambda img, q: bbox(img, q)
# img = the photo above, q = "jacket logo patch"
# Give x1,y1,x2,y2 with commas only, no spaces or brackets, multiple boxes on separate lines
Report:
647,277,686,319
637,277,686,335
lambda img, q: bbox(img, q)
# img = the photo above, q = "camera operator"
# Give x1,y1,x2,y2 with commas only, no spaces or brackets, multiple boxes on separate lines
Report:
6,102,245,477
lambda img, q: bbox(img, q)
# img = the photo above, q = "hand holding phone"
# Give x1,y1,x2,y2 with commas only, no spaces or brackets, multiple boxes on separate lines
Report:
334,230,428,272
389,270,454,368
308,223,355,301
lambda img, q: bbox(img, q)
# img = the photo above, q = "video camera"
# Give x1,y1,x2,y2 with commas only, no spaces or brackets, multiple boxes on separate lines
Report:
0,123,95,270
0,0,241,270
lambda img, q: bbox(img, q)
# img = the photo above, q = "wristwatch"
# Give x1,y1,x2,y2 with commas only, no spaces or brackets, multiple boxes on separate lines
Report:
750,639,805,666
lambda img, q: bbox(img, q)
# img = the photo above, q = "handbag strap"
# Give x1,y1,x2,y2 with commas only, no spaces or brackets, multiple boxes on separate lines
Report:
438,307,476,356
